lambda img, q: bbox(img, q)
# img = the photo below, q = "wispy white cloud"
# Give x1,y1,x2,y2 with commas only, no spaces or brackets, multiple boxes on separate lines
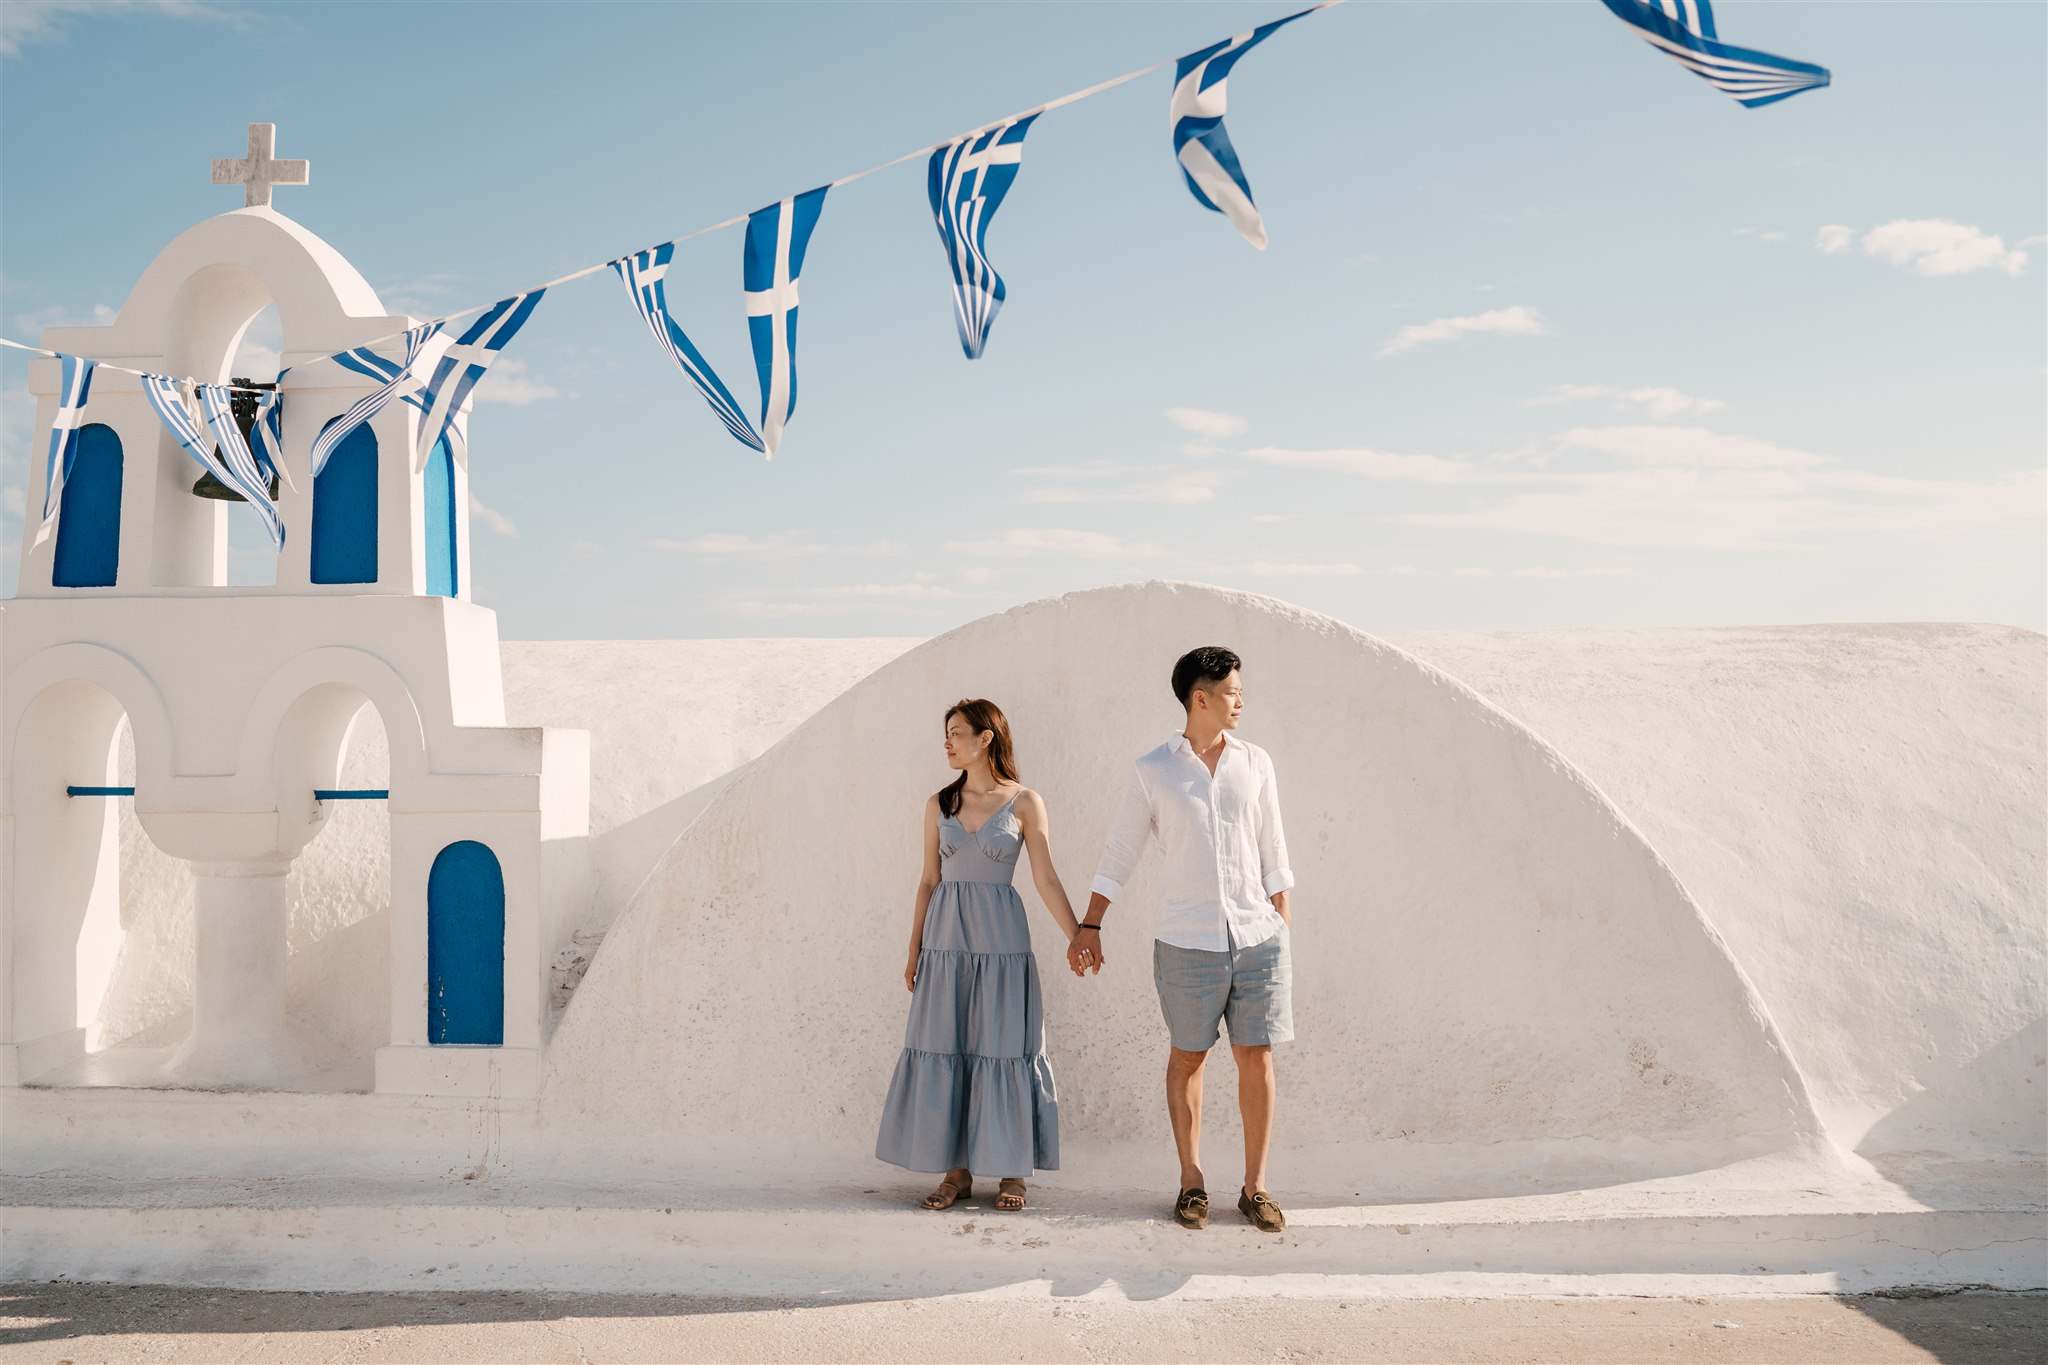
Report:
646,532,902,558
1861,219,2028,276
1240,446,1521,485
469,493,518,537
1020,463,1224,506
1240,422,2038,552
1164,407,1249,441
726,576,975,618
1528,384,1725,421
1399,426,2041,550
1236,561,1361,577
3,1,239,58
1818,220,2028,276
1734,227,1788,242
947,528,1165,560
1379,305,1549,357
377,271,463,317
472,357,571,406
8,300,116,336
1815,224,1857,255
1554,425,1826,470
648,532,826,557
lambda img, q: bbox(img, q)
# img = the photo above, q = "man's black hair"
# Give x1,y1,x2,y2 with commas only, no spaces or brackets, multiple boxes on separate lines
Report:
1172,646,1242,707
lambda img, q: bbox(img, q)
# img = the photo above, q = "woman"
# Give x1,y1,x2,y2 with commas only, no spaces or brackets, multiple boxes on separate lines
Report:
875,698,1084,1212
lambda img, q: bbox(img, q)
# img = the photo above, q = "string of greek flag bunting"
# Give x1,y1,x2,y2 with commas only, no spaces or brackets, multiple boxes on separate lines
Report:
5,0,1830,552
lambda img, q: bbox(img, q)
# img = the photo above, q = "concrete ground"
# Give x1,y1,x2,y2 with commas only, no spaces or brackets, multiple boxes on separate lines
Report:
2,1286,2043,1364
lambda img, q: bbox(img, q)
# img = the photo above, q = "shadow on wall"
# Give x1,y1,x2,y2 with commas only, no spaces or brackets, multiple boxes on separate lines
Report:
545,583,1824,1189
1856,1015,2048,1198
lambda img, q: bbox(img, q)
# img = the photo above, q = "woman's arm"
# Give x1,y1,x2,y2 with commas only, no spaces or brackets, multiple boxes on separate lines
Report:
906,794,943,992
1017,789,1084,944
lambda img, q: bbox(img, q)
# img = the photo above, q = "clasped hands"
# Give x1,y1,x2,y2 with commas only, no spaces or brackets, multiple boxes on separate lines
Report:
1065,927,1103,977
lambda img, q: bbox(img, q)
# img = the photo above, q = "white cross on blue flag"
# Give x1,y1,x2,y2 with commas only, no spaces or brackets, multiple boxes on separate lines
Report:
1169,5,1318,250
141,373,285,549
613,242,765,454
744,187,829,459
313,324,444,476
928,115,1038,359
32,352,97,549
1599,0,1830,108
414,291,546,470
199,383,286,550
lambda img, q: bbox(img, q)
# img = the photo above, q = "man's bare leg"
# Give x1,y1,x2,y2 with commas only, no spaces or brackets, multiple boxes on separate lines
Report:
1233,1043,1275,1195
1167,1046,1209,1190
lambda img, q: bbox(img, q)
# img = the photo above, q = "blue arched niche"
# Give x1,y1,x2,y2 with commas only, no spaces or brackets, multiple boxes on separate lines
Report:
423,435,457,598
426,840,504,1045
311,418,377,584
52,423,122,588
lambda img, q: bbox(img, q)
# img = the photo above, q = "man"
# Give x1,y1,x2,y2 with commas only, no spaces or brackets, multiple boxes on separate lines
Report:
1067,646,1295,1232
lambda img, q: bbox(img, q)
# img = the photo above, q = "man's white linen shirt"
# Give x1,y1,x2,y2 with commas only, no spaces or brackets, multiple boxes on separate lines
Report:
1091,730,1294,953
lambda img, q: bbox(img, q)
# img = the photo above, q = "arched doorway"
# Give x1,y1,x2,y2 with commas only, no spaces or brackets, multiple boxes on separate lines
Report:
6,679,131,1079
426,840,503,1044
310,418,378,584
51,424,122,589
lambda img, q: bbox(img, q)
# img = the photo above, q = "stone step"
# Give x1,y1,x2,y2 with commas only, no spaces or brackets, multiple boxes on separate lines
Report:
5,1174,2040,1298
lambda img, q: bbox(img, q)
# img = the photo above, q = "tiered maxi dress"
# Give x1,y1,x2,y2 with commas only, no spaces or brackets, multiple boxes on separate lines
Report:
875,791,1060,1176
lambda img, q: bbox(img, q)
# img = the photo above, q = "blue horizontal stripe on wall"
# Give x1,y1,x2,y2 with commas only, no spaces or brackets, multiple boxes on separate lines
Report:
314,789,390,800
66,786,135,797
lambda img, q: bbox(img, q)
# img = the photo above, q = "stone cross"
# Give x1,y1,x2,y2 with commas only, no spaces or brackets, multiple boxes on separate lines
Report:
210,123,310,209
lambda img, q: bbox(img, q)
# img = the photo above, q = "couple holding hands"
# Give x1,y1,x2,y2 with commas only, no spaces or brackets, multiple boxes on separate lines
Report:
875,647,1296,1233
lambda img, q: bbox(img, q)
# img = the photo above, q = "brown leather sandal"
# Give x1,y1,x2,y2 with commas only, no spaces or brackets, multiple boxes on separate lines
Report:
995,1178,1027,1211
921,1173,972,1210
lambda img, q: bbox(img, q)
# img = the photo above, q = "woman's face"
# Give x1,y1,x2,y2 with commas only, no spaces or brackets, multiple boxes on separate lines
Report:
944,714,991,771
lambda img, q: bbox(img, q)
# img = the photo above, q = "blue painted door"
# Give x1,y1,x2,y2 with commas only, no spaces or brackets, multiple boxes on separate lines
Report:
52,423,121,587
426,840,504,1044
424,435,457,598
311,420,378,584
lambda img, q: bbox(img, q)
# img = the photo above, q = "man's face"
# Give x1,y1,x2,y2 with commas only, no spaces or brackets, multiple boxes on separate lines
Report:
1198,670,1245,729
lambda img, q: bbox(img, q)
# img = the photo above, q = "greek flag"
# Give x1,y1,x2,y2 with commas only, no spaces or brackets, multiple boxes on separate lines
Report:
31,352,97,549
928,115,1039,359
251,382,296,493
744,187,829,459
199,384,286,550
1170,6,1316,250
1599,0,1830,108
413,291,546,470
311,323,443,476
142,373,281,540
613,242,764,453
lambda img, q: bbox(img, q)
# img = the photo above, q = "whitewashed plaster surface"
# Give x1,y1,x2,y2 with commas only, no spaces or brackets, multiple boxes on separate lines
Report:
91,638,918,1077
69,589,2041,1190
543,584,1838,1187
1380,623,2046,1174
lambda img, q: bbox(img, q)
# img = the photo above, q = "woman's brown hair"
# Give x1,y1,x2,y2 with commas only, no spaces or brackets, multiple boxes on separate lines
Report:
938,698,1020,818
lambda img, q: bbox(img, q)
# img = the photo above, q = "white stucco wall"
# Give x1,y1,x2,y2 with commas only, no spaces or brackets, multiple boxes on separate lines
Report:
1381,623,2046,1173
542,584,1826,1185
91,638,919,1076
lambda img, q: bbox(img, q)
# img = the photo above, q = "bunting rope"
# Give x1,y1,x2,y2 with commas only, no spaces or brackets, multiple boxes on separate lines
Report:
4,0,1830,483
0,4,1336,391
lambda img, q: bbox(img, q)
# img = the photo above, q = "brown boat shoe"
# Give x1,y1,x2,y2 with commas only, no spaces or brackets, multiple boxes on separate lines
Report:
1238,1188,1287,1232
1173,1187,1210,1229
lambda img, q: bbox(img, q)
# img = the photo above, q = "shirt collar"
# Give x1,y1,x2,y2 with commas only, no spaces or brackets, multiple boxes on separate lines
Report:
1172,729,1241,756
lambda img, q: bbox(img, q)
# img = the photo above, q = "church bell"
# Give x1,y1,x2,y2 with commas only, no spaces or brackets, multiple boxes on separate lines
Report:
190,378,282,502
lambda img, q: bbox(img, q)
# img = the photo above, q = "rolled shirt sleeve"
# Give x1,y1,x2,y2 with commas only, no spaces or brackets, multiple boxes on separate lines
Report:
1090,762,1154,900
1256,749,1294,898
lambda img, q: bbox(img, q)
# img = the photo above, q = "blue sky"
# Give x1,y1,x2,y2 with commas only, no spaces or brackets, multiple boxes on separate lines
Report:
3,0,2042,637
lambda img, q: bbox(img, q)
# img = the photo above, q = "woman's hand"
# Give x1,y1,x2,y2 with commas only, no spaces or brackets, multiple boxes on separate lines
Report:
904,949,920,993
